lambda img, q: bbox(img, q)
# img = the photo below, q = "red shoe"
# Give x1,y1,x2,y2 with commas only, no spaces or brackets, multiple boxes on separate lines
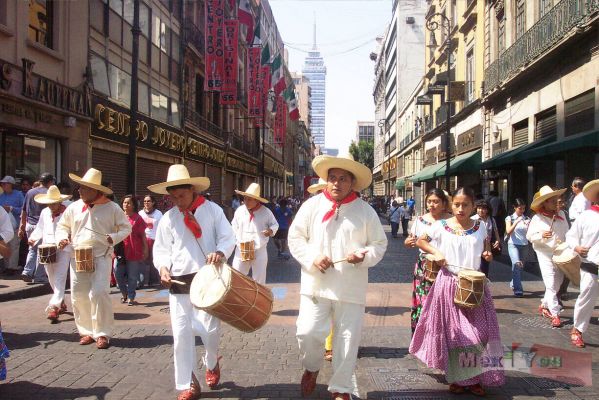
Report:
449,383,465,394
301,369,319,397
205,357,221,389
571,329,585,348
47,307,59,322
551,316,562,328
331,392,351,400
59,301,67,314
538,305,552,319
177,374,201,400
79,335,94,345
96,336,110,349
468,383,486,396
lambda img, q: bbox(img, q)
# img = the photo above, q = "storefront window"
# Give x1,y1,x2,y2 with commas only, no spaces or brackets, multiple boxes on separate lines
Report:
2,132,59,186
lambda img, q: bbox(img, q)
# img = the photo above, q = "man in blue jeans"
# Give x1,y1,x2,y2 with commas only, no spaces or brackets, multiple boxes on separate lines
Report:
19,172,55,283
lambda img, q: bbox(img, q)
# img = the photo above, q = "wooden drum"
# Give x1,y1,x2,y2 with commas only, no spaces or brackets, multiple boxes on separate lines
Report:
454,270,486,309
38,244,57,264
190,262,273,333
240,241,255,262
423,254,442,283
74,245,94,272
552,243,581,287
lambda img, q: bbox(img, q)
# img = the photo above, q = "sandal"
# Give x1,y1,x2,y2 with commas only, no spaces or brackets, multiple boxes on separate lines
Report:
121,295,128,304
468,383,486,396
571,329,585,348
448,383,465,394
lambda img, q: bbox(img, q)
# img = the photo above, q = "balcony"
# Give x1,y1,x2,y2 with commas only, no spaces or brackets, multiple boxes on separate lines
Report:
184,18,205,56
185,107,223,139
399,130,417,150
484,0,599,94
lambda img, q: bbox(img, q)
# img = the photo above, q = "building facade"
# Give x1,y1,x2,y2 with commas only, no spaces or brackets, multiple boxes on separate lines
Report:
302,23,326,150
372,32,387,196
355,121,375,142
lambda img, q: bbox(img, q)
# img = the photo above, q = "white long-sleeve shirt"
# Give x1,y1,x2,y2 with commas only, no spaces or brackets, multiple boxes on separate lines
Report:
566,209,599,264
29,207,73,253
288,193,388,305
526,211,569,257
55,199,131,257
153,200,235,276
0,207,14,259
568,192,591,221
231,204,278,249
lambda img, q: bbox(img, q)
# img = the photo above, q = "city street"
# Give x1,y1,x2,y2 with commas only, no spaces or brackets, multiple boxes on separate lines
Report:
1,220,598,399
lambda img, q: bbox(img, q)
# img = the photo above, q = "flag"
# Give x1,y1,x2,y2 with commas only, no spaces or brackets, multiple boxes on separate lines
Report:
238,0,254,45
284,87,300,120
271,54,286,96
261,43,270,66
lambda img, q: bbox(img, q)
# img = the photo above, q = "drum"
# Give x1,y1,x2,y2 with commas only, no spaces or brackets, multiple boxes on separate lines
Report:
454,270,486,309
240,241,255,262
190,263,273,333
74,245,95,272
38,244,57,264
552,243,581,287
423,254,442,283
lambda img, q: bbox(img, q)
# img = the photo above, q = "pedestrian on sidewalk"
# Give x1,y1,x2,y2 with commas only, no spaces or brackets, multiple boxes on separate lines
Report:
567,179,599,348
387,201,400,238
150,164,236,400
114,195,148,306
399,203,411,236
0,206,15,269
138,195,162,286
526,185,568,328
27,185,72,322
231,183,278,284
504,198,530,297
568,177,590,223
0,176,24,275
410,187,504,396
273,198,292,260
288,154,387,400
472,200,501,277
56,168,131,350
405,188,450,335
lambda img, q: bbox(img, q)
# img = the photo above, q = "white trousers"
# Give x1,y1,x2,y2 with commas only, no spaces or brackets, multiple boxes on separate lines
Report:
44,250,70,311
6,230,20,270
573,269,599,333
170,293,221,390
70,254,114,339
537,251,564,317
232,245,268,284
296,294,364,395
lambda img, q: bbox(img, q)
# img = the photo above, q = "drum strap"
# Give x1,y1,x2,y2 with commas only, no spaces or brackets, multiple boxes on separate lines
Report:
169,273,196,294
580,262,598,275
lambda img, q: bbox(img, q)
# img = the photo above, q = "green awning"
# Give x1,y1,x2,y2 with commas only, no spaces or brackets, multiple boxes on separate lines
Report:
410,162,445,182
395,180,405,190
481,135,555,170
522,130,599,159
434,149,482,177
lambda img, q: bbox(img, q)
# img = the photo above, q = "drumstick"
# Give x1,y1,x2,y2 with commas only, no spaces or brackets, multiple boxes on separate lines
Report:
83,226,106,236
170,279,186,286
332,258,347,264
549,215,556,232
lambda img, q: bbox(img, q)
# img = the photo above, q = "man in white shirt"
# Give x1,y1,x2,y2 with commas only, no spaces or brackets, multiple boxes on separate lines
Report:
568,177,591,222
288,154,387,400
567,179,599,348
56,168,131,350
231,183,278,284
0,206,15,262
150,164,235,400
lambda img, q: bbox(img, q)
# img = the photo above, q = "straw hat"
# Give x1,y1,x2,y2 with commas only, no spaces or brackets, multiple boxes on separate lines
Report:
312,154,372,192
530,185,567,211
69,168,113,195
34,185,72,204
307,178,327,194
234,183,268,203
582,179,599,202
147,164,210,195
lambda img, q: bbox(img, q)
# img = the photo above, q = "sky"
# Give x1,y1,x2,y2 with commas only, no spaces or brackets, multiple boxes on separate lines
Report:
269,0,392,153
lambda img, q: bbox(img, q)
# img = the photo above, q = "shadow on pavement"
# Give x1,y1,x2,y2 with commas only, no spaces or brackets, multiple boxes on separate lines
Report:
115,335,174,348
0,381,111,400
3,331,77,350
205,381,329,399
114,312,151,320
272,309,299,316
358,346,409,359
365,306,410,316
494,308,523,315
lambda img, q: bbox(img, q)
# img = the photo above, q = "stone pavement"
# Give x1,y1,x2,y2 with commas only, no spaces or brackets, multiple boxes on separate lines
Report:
1,221,599,399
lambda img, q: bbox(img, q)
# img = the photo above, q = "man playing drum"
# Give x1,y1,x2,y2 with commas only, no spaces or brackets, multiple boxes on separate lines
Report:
231,183,278,284
150,164,235,400
56,168,131,349
28,185,72,322
288,154,387,400
567,179,599,348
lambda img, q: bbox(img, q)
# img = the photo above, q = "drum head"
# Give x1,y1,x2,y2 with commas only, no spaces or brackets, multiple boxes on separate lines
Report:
459,269,486,279
190,263,232,309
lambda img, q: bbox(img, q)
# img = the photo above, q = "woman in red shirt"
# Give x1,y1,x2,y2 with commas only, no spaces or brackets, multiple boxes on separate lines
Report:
115,195,148,305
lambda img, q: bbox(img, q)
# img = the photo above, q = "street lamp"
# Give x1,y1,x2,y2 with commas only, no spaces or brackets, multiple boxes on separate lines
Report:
377,119,390,196
426,13,452,192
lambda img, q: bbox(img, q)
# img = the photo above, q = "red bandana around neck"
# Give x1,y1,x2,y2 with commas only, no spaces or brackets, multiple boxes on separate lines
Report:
249,203,262,222
591,205,599,213
52,205,66,221
540,210,564,221
321,190,358,222
179,195,206,238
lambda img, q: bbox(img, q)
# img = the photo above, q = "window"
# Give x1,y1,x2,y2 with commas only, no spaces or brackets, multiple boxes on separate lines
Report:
170,100,180,128
195,75,204,114
108,65,131,106
539,0,553,17
512,120,528,147
465,48,475,104
515,0,526,39
109,0,123,15
497,13,506,56
28,0,54,48
138,81,149,115
565,90,595,136
0,0,7,25
90,54,110,95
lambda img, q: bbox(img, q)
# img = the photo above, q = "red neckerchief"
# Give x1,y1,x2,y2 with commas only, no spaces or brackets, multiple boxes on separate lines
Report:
179,195,206,238
322,190,359,222
52,205,66,221
540,210,564,221
82,195,110,212
591,205,599,213
248,203,262,222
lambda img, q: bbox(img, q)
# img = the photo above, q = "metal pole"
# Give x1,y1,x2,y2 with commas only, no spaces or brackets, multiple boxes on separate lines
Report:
128,0,140,196
445,21,451,192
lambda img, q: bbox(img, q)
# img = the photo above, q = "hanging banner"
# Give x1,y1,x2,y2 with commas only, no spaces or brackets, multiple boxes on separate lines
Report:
220,20,239,105
247,47,263,124
274,95,285,145
260,64,271,126
205,0,224,91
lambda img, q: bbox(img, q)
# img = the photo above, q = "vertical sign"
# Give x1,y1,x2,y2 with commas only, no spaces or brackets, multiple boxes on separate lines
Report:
220,20,239,105
247,47,262,123
274,95,285,145
260,64,271,126
205,0,224,91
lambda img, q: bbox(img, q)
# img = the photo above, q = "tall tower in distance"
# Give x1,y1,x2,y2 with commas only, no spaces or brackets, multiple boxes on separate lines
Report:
302,20,327,153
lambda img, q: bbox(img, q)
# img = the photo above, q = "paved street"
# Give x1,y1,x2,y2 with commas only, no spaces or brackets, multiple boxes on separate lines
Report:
1,220,599,399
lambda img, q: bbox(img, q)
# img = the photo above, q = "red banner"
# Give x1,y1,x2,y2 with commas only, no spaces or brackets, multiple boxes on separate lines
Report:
260,65,271,126
274,95,285,145
205,0,224,91
247,47,262,123
220,20,238,105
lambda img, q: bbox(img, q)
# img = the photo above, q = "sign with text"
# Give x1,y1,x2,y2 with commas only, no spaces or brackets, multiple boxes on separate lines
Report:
205,0,224,91
219,20,238,105
274,95,285,145
247,47,262,123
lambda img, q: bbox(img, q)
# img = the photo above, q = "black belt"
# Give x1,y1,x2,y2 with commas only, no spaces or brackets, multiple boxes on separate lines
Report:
581,262,598,275
168,272,196,294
